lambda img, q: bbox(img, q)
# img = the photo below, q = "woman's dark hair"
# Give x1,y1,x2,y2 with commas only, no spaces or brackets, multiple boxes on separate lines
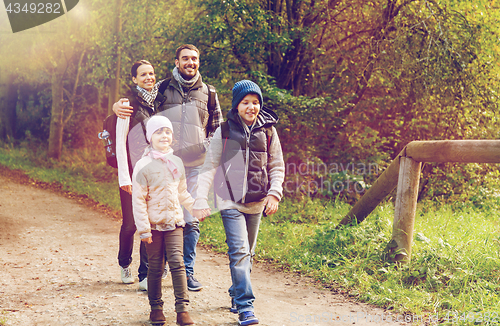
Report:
131,60,153,78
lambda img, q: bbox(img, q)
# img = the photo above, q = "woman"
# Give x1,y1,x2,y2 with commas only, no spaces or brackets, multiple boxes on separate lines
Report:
116,60,168,291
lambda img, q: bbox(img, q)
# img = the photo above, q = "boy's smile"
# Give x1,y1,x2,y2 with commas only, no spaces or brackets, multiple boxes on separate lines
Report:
237,94,261,126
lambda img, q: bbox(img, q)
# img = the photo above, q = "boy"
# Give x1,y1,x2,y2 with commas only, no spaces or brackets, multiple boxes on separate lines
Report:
193,80,285,325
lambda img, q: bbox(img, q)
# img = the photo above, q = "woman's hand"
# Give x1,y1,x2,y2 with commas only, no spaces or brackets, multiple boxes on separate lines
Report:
141,237,153,244
120,185,132,195
263,195,279,215
113,98,133,119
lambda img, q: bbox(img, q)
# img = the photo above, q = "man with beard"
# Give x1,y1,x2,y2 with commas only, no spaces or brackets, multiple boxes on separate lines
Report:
113,44,223,292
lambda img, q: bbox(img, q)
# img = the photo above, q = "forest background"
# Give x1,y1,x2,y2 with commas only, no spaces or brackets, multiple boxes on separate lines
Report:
2,0,500,203
1,0,500,322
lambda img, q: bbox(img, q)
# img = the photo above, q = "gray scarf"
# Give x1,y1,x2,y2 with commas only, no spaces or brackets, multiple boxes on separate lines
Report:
172,66,200,90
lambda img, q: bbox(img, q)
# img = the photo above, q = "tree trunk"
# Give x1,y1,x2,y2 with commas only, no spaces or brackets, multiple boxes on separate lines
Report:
0,69,18,142
107,0,123,115
48,66,66,159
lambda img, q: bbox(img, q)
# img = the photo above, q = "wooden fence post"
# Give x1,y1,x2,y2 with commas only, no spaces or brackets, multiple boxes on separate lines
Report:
337,149,404,226
390,156,421,263
337,140,500,263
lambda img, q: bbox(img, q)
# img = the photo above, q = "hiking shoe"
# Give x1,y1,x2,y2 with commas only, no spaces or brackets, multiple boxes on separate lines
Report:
187,275,203,291
120,266,134,284
238,311,259,325
162,264,169,280
176,311,195,325
149,309,166,325
139,278,148,291
230,297,238,314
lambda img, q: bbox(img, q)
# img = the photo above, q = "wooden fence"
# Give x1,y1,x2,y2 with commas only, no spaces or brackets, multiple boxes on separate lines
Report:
338,140,500,262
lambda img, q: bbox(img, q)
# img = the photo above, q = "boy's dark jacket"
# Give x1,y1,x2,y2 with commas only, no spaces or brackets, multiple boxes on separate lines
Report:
214,107,278,203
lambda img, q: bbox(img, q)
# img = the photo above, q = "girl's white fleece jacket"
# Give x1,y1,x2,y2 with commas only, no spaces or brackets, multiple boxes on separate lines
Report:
132,148,194,239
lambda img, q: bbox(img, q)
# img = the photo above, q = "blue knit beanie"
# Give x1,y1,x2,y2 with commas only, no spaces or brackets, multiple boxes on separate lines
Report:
231,80,264,111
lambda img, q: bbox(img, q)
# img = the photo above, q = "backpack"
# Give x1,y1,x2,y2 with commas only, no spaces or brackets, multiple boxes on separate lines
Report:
98,114,119,168
98,82,218,169
206,83,216,117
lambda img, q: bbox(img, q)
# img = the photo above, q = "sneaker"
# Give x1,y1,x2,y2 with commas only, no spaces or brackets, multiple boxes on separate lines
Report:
162,264,169,280
186,275,203,291
230,298,238,314
139,278,148,291
149,309,166,325
120,266,134,284
238,311,259,326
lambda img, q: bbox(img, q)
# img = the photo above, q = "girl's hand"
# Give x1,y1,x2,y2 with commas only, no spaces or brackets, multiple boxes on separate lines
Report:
141,237,153,244
193,208,211,222
113,98,133,119
201,208,211,221
120,185,132,195
263,195,279,215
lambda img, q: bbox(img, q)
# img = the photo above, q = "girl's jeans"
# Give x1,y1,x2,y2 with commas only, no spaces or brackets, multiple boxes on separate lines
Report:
146,227,189,312
221,209,262,313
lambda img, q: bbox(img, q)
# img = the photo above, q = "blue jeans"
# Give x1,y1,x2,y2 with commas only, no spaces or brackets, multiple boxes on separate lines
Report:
221,209,262,313
183,165,202,276
118,187,148,281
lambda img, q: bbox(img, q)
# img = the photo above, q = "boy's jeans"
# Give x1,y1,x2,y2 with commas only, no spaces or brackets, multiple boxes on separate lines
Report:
221,209,262,313
183,165,202,277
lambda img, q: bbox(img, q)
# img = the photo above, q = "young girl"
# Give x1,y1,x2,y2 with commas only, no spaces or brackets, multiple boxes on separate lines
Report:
193,80,285,326
133,115,206,325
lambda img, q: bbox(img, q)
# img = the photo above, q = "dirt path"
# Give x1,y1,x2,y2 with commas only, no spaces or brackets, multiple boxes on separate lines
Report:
0,171,406,326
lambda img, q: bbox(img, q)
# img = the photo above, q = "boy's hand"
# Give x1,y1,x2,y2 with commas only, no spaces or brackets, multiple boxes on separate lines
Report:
263,195,279,215
141,237,153,244
193,208,211,222
120,185,132,195
113,98,133,119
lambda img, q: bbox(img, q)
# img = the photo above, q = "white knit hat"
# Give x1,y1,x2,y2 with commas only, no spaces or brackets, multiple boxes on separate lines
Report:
146,115,173,143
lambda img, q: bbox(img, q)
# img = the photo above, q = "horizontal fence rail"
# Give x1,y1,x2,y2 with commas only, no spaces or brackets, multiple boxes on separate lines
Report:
337,140,500,262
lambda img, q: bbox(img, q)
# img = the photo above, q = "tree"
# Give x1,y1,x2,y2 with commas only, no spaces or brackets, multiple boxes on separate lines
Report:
106,0,123,115
0,69,18,142
47,45,86,159
183,0,500,200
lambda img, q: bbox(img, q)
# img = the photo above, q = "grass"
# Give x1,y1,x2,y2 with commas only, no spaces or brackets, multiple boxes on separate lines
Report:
0,311,6,326
199,198,500,324
1,140,500,324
